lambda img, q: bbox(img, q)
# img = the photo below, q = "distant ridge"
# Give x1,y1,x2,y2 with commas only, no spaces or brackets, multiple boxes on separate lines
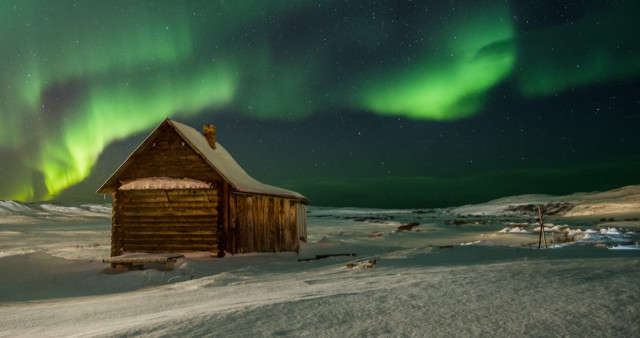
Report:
451,185,640,217
0,201,110,224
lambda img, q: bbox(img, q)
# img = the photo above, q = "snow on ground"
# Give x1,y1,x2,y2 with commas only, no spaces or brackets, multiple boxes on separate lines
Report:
2,248,639,337
1,186,640,337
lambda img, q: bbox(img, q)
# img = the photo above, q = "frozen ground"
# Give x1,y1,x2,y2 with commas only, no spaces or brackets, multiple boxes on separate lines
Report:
1,186,640,337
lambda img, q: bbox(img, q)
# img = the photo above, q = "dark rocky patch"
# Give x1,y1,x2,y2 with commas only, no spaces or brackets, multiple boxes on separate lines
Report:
506,202,575,216
396,222,420,232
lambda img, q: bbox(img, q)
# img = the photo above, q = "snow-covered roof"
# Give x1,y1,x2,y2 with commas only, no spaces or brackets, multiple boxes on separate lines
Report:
98,118,308,202
171,120,307,200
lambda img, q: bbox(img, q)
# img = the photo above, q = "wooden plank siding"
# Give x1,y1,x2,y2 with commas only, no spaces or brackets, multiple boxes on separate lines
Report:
227,193,303,254
296,203,307,241
112,189,219,256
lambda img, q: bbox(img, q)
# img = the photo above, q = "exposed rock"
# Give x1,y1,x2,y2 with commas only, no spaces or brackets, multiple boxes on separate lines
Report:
396,222,420,232
506,202,575,216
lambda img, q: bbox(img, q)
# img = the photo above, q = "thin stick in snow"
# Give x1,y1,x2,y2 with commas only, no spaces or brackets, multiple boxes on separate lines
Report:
537,204,548,249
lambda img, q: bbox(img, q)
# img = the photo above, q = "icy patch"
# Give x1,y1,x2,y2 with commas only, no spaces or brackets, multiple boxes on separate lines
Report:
531,226,555,232
583,233,607,241
549,243,572,249
498,227,529,234
601,227,620,235
550,225,569,232
567,229,583,237
460,241,483,246
609,244,640,250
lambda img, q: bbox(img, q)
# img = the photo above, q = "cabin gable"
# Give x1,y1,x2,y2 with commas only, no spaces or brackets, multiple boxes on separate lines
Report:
115,123,224,187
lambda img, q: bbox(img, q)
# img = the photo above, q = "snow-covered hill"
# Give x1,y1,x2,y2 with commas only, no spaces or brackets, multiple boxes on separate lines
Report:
0,201,110,224
451,185,640,217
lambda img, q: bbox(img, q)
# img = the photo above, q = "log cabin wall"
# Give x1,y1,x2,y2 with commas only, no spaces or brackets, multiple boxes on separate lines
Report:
112,189,219,256
227,193,302,254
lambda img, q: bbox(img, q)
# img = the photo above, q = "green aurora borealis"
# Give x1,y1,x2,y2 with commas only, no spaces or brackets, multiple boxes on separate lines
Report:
361,3,516,120
1,0,639,207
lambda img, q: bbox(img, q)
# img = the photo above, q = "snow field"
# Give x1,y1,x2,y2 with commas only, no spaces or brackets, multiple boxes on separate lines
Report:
1,185,640,336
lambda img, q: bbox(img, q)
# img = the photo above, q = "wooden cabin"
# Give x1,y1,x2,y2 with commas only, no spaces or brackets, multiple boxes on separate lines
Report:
98,118,308,258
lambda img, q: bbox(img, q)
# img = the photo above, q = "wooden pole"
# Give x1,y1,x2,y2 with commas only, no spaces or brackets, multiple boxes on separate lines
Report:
537,204,547,249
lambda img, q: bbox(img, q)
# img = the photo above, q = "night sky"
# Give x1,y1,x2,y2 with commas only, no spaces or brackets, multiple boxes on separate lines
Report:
1,1,639,208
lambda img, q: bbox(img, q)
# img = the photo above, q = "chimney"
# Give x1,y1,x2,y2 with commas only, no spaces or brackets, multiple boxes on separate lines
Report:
203,124,216,149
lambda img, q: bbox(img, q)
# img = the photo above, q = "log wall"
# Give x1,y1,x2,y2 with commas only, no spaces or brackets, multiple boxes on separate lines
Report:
227,193,305,254
112,189,219,256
